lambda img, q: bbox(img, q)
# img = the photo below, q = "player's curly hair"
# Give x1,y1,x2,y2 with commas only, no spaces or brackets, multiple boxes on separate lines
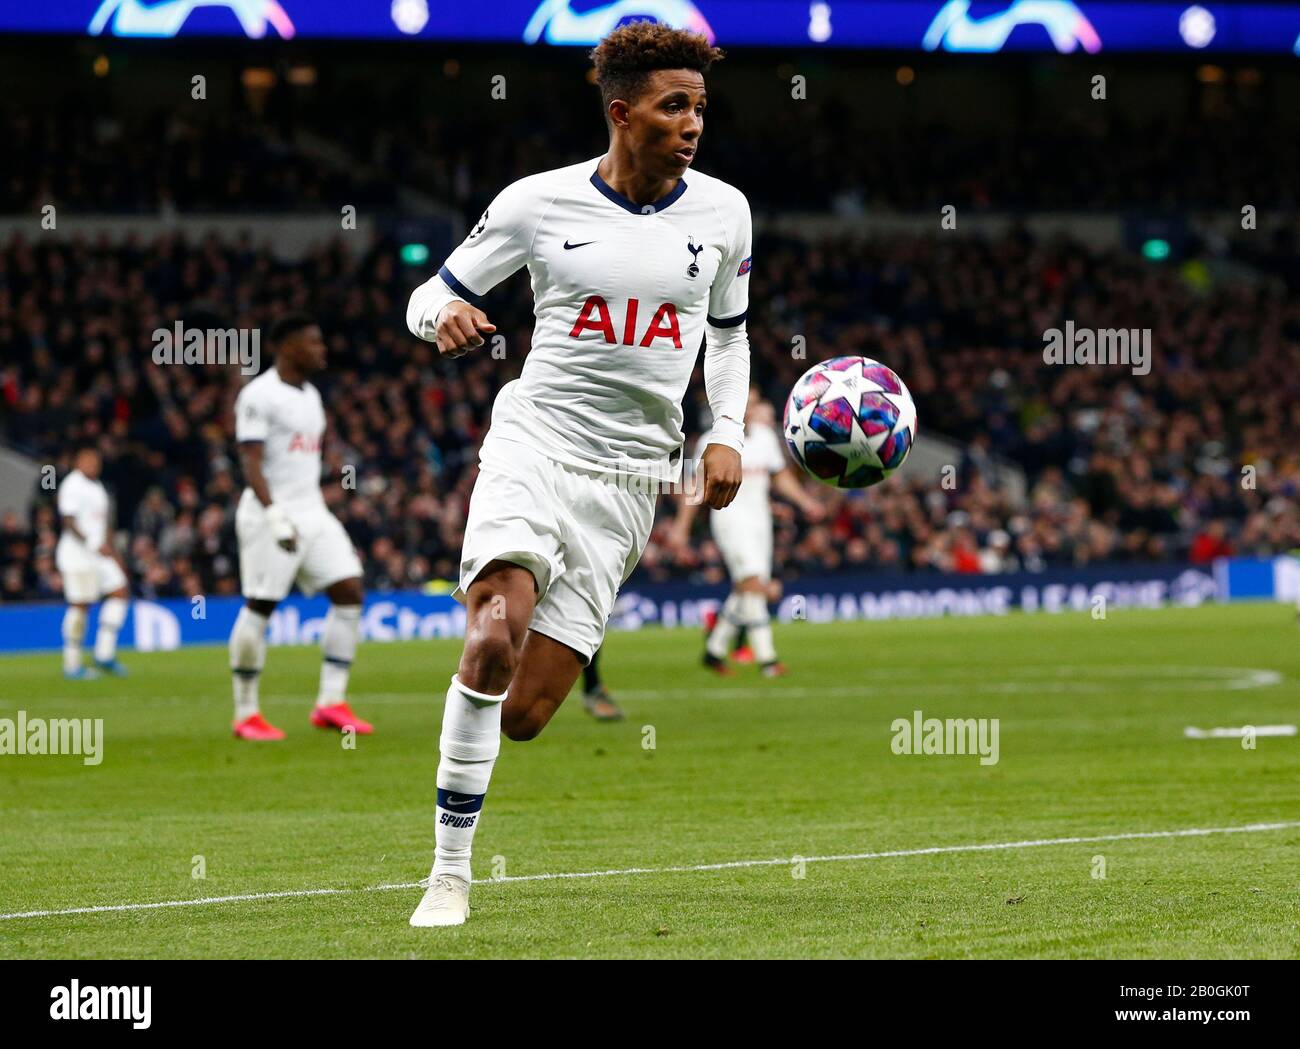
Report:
589,21,724,111
268,312,317,348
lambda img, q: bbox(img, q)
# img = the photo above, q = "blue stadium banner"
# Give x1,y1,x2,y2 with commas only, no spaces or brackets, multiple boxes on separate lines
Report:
0,592,467,655
1,557,1289,654
7,2,1300,54
613,559,1228,631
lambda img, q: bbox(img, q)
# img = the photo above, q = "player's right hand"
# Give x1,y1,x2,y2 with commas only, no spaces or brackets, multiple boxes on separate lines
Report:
435,301,496,358
265,504,299,553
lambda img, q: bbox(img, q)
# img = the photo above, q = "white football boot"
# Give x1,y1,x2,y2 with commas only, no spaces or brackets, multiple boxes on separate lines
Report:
409,872,471,927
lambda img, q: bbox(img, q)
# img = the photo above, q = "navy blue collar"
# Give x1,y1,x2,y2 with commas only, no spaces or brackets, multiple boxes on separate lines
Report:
590,162,687,215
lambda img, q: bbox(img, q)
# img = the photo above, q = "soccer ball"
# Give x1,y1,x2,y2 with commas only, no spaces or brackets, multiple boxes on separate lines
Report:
782,357,917,488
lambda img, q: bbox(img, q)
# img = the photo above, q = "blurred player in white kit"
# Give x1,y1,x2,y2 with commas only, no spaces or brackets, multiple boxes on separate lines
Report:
56,445,130,679
669,388,823,676
227,314,373,742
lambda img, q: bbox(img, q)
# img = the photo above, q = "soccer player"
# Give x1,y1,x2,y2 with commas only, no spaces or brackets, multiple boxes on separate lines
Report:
668,389,824,676
56,446,130,678
227,314,373,742
404,23,749,926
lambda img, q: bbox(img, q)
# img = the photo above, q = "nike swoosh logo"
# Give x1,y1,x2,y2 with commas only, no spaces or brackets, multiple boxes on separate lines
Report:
444,795,477,807
564,240,597,250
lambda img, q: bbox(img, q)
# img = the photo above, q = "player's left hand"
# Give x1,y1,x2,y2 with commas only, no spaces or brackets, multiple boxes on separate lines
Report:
699,444,742,510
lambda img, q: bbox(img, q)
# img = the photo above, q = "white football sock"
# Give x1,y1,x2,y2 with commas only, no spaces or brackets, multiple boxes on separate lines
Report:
432,674,505,882
317,604,361,707
229,606,269,721
93,597,128,663
62,606,87,673
740,591,777,664
706,593,742,659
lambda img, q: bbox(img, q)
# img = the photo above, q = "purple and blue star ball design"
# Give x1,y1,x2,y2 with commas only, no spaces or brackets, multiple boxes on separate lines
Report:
782,356,918,489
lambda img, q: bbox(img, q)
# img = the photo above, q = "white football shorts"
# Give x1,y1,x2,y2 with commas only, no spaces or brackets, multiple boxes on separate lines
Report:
57,544,128,605
236,492,363,601
710,505,774,583
457,435,657,664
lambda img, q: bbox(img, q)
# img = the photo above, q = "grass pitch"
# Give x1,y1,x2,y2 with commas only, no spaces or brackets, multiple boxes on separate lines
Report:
1,603,1297,959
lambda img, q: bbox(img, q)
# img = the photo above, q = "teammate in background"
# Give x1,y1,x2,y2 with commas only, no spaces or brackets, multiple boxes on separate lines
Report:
228,314,373,742
702,602,775,663
56,446,130,679
404,23,749,926
580,646,623,720
669,389,824,677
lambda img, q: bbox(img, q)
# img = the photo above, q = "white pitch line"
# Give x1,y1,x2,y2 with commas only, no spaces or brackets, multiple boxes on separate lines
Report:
2,820,1297,923
1185,725,1297,739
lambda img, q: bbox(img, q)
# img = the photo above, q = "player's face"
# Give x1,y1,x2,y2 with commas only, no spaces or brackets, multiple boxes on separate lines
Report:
75,449,101,478
628,69,706,179
285,325,327,374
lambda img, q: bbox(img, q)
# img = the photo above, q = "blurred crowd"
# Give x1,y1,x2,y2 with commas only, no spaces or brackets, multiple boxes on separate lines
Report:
0,108,398,215
6,98,1300,217
2,217,1298,603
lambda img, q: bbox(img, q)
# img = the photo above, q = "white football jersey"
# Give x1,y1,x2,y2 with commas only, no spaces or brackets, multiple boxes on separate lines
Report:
57,469,110,554
234,368,326,506
424,156,752,475
696,421,787,520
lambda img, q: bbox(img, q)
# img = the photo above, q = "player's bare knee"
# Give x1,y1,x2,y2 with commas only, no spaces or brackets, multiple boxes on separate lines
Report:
459,623,518,694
